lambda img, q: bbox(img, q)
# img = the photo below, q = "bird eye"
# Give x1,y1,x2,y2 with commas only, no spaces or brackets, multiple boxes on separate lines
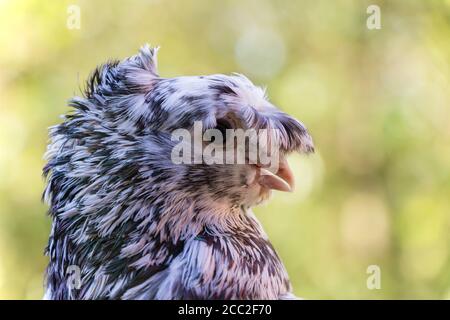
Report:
214,119,232,143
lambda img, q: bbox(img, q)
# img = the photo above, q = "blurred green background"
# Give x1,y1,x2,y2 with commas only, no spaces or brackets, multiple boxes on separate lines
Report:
1,0,450,299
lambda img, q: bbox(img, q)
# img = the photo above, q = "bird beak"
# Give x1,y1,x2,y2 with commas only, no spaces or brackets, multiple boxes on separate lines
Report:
258,158,295,192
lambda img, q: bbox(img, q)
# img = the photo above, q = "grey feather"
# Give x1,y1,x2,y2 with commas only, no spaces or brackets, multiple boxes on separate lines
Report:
43,45,313,300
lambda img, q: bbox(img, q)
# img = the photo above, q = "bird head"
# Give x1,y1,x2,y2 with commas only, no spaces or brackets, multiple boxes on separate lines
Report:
162,71,315,209
45,45,314,239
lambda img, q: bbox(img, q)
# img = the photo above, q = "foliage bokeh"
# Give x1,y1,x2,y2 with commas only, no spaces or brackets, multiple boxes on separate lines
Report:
0,0,449,299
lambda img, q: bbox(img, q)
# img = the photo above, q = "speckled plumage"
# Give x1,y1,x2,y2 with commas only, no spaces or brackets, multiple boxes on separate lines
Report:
43,45,314,300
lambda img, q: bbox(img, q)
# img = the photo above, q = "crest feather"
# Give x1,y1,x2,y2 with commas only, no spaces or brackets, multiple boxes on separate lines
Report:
137,44,159,76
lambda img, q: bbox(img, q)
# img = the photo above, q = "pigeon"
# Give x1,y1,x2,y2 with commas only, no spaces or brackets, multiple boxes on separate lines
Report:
43,45,314,300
